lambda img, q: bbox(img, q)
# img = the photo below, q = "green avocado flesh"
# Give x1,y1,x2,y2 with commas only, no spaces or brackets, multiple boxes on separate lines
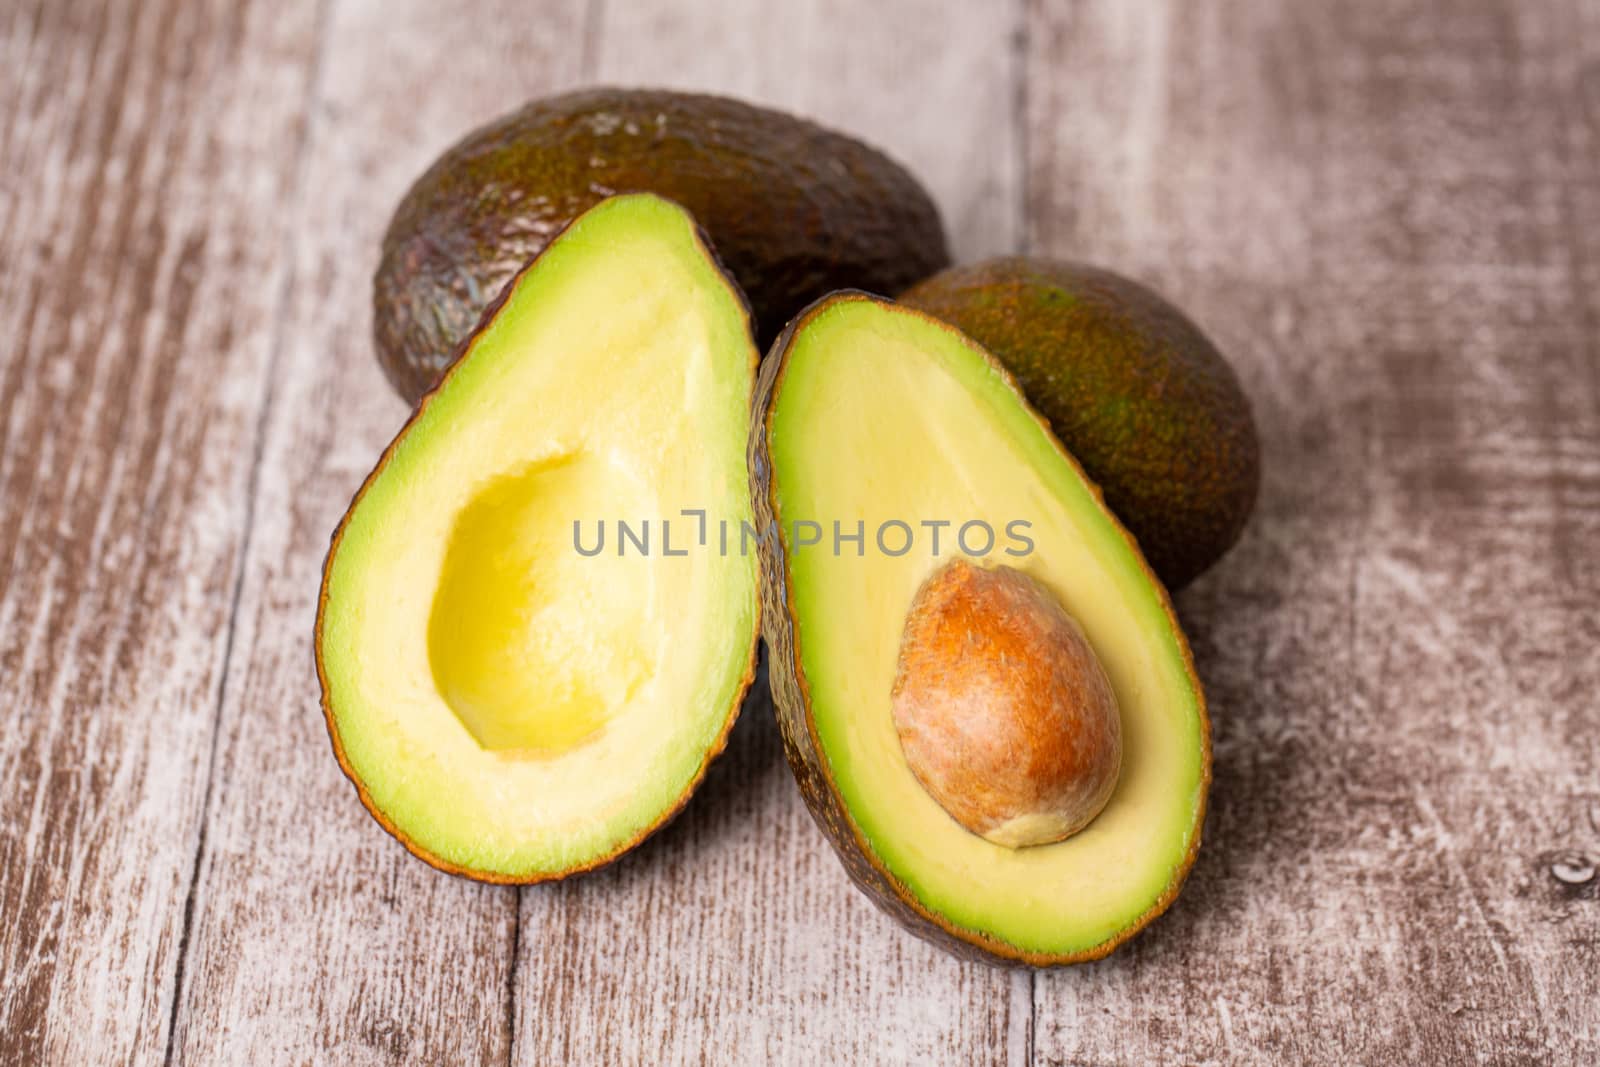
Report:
900,259,1259,590
762,296,1208,958
318,195,758,880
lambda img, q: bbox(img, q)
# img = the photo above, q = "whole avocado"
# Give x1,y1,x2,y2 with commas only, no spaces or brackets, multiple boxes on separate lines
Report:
900,259,1259,589
375,87,950,402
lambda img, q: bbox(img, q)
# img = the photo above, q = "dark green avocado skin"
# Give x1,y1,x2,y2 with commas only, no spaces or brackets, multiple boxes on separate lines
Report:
901,259,1260,590
375,87,950,403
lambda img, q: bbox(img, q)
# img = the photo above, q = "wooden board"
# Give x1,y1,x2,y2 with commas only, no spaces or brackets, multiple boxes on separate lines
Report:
0,1,326,1063
1023,2,1600,1063
163,0,1029,1064
511,5,1030,1064
162,2,586,1062
1,0,1596,1063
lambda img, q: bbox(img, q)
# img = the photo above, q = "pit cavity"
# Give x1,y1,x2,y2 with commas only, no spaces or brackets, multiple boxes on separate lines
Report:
427,450,659,755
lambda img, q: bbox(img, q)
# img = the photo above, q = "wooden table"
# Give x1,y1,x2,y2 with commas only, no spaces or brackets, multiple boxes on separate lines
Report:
3,1,1596,1063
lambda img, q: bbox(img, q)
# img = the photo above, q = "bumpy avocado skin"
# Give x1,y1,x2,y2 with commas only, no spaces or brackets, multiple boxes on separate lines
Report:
901,260,1259,590
376,88,950,402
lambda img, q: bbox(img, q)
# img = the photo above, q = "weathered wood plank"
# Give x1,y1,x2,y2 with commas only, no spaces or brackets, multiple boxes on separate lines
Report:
0,0,325,1063
500,4,1031,1063
16,0,1592,1062
161,1,594,1063
584,0,1026,262
514,686,1032,1065
158,0,1031,1062
1023,2,1600,1063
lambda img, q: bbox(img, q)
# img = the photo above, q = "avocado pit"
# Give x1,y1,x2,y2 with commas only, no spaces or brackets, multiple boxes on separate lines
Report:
890,559,1122,848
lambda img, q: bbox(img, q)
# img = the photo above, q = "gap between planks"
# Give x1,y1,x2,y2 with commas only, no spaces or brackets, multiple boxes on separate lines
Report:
160,0,339,1061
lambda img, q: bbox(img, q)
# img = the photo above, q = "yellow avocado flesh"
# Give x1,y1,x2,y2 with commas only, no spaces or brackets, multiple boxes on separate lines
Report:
767,299,1207,956
319,195,757,879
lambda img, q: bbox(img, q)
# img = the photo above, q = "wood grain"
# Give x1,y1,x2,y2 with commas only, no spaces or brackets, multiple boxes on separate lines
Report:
3,0,1597,1063
1023,2,1600,1063
586,0,1026,263
152,0,1033,1063
162,1,588,1063
0,0,324,1063
508,5,1031,1063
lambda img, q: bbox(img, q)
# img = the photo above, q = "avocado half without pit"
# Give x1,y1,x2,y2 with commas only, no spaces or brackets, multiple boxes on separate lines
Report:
750,293,1210,964
317,194,760,881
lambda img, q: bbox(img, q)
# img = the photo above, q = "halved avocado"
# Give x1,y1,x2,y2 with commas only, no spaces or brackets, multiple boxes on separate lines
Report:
750,293,1210,964
317,194,759,881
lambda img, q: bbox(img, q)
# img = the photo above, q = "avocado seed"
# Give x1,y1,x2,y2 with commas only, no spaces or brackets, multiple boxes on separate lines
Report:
890,559,1122,848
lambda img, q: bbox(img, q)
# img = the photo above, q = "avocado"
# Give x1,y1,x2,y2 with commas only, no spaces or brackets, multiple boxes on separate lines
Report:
900,258,1259,589
749,293,1209,964
376,87,950,403
318,195,760,881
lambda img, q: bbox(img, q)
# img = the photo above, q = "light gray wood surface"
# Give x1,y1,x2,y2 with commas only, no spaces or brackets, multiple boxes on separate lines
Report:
1,0,1595,1064
1024,4,1600,1063
0,1,332,1064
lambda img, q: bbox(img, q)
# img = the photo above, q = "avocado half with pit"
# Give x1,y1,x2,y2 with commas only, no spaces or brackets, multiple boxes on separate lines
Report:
750,293,1210,964
317,194,759,881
